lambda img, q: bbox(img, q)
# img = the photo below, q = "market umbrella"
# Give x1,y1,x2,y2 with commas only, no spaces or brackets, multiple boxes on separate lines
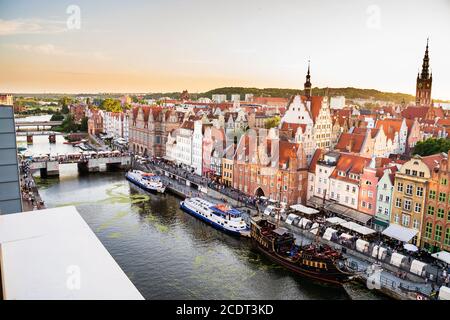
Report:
403,243,418,252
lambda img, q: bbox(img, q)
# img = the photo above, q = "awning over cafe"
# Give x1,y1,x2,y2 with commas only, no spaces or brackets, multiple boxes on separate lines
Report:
432,251,450,264
382,224,418,242
324,202,373,225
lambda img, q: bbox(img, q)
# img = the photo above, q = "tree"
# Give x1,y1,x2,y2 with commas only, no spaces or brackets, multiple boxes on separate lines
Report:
79,116,88,132
264,116,281,129
412,138,450,156
100,98,122,112
60,96,72,114
50,112,64,121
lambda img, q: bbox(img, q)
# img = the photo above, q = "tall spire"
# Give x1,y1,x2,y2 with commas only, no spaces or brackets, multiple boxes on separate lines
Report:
420,38,430,79
304,60,312,98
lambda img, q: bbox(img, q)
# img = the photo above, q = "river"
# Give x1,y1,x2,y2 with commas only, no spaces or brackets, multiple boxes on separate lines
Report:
19,115,383,300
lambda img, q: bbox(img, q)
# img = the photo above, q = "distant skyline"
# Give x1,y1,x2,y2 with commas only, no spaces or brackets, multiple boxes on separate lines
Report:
1,0,450,100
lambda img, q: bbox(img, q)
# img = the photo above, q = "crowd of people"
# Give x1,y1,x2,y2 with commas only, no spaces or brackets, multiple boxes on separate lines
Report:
146,156,260,209
20,160,45,210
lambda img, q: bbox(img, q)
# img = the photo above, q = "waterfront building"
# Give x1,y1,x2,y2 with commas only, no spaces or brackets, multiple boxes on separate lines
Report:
222,156,234,187
192,120,204,176
87,108,104,136
232,132,308,205
129,106,184,157
357,158,380,216
165,129,178,162
374,167,397,231
422,151,450,253
69,103,87,123
0,94,13,106
103,111,130,142
306,149,324,200
0,104,22,214
312,151,339,201
328,153,372,211
389,154,445,246
175,120,194,168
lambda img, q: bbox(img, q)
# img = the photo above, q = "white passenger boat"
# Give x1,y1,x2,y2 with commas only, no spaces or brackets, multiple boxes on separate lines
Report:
125,170,166,193
180,197,250,237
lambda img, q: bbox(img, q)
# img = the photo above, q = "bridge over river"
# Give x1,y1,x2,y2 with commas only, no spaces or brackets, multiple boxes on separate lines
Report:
27,151,132,177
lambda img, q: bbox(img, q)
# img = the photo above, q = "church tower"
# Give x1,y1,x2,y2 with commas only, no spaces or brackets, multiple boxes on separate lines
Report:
416,39,432,106
304,60,312,98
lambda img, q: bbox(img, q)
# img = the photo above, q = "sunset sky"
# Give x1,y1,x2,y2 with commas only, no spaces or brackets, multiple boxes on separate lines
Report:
1,0,449,99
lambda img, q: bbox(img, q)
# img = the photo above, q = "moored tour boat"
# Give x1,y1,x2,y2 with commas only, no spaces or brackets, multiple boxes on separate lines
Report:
250,217,355,285
180,197,250,237
125,170,166,193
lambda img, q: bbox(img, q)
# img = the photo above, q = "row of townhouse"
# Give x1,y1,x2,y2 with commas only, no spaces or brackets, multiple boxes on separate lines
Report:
86,108,130,142
306,149,450,253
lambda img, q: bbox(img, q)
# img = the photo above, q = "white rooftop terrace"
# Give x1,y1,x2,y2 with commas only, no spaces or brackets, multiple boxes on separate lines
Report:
0,206,144,300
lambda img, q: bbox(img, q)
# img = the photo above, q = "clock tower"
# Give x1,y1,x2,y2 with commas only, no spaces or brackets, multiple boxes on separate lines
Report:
416,39,432,106
304,60,312,98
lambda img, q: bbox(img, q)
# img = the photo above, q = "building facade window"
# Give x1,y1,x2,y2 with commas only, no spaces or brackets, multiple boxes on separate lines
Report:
416,187,423,197
402,214,410,227
437,208,445,219
405,185,413,195
397,182,403,192
435,225,442,242
445,228,450,246
395,198,402,208
414,203,422,213
425,222,433,239
427,206,435,215
429,190,436,199
404,200,411,211
439,192,447,202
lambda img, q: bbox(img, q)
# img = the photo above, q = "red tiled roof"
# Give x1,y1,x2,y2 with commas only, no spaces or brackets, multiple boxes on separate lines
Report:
421,153,447,171
330,153,372,182
437,118,450,127
375,119,404,141
335,133,366,153
280,122,307,134
308,149,324,173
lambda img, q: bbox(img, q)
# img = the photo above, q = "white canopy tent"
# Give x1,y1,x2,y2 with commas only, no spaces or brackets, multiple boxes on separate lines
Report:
290,204,320,215
285,214,299,225
356,239,370,253
439,286,450,300
299,217,311,229
382,224,418,242
371,245,388,260
410,260,427,276
341,221,376,236
309,222,320,235
326,217,347,225
432,251,450,265
340,233,353,240
323,228,338,241
390,252,406,267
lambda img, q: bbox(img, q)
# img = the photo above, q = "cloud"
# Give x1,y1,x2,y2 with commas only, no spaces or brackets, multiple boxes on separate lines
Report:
8,43,65,55
0,18,66,35
4,43,110,61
